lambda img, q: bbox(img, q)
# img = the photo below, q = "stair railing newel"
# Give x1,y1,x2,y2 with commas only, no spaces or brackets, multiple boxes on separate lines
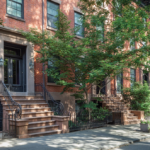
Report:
0,81,22,119
35,83,64,116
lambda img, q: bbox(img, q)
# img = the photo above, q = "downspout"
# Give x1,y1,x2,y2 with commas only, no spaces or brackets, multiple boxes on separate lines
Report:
42,0,45,88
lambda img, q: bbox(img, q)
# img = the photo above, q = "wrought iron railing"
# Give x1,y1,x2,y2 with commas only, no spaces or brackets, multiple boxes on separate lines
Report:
35,83,64,115
69,110,113,132
0,81,22,119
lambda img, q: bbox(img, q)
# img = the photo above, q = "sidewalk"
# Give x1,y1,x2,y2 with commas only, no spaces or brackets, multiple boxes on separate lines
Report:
0,124,150,150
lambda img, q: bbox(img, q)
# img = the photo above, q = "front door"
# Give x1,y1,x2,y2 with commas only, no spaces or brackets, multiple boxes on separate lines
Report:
4,58,21,90
4,46,26,92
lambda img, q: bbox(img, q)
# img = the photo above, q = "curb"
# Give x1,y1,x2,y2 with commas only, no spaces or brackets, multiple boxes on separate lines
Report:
103,136,150,150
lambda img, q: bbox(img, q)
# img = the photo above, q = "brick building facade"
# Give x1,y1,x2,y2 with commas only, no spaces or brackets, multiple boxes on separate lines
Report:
0,0,148,119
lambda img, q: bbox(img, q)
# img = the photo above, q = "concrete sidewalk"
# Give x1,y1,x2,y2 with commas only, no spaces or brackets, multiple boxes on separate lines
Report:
0,124,150,150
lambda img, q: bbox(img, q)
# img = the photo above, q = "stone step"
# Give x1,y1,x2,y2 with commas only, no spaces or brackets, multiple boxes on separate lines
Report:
28,125,59,134
127,116,138,120
3,103,48,109
127,113,134,117
0,96,44,100
12,111,54,118
22,116,53,122
28,120,56,128
6,107,51,113
1,99,46,104
124,119,140,125
106,104,126,107
28,130,62,138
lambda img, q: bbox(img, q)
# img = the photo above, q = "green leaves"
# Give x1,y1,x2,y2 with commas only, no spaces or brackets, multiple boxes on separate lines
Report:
123,82,150,114
22,1,150,112
0,18,3,26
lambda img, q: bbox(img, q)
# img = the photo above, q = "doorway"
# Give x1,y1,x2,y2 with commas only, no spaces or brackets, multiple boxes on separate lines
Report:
4,42,26,92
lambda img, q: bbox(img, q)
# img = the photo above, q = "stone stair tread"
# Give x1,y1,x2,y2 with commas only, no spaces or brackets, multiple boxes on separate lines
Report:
28,120,55,125
23,116,52,119
1,99,45,101
6,107,50,111
28,130,62,136
22,111,53,114
28,125,58,130
3,103,47,105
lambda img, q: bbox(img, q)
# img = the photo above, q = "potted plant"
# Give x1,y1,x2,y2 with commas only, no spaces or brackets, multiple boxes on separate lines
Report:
140,120,150,132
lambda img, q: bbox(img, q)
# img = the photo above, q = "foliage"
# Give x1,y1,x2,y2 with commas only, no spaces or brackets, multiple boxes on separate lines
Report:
141,120,150,124
123,82,150,115
0,18,3,25
22,1,150,109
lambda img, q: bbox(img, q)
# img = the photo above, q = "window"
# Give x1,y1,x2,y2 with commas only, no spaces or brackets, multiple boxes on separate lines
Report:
130,39,135,51
130,68,136,87
74,12,84,37
143,18,147,28
47,58,60,83
47,1,59,29
143,73,148,84
116,73,123,94
7,0,23,18
75,68,83,86
96,23,104,42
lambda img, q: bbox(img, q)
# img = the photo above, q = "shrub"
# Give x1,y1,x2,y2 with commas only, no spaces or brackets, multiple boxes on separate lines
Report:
122,82,150,116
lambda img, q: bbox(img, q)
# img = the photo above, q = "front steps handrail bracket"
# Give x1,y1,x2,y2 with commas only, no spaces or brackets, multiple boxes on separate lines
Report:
0,81,22,119
35,83,64,115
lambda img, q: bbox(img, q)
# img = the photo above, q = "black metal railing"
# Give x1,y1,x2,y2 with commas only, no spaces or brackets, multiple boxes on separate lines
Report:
35,83,64,115
0,81,22,119
69,110,113,132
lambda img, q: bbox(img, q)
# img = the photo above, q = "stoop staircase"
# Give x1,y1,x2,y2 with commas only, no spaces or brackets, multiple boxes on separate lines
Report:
1,96,62,138
100,96,141,125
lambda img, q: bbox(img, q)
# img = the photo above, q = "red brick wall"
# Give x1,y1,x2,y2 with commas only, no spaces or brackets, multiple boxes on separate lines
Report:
0,0,142,95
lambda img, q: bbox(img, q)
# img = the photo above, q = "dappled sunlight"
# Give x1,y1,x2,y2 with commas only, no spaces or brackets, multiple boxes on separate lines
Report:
0,124,149,150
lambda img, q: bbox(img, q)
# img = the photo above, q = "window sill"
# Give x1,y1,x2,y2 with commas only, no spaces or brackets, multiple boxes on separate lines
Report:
47,83,61,86
46,26,57,31
6,14,25,22
75,35,84,39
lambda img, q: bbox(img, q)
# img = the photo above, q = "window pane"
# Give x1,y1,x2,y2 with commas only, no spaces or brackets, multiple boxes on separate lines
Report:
4,59,8,84
130,69,135,87
48,2,59,10
7,7,12,15
12,9,17,16
16,11,21,17
7,1,11,7
12,2,17,9
75,24,84,37
75,13,82,25
13,0,22,3
47,15,58,28
49,9,58,16
17,4,21,11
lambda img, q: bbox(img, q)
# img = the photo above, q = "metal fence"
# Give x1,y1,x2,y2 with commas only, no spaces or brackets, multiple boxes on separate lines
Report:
69,110,113,132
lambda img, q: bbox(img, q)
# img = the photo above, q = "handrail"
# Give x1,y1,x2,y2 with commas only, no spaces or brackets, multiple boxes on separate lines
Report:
35,83,64,115
0,81,22,119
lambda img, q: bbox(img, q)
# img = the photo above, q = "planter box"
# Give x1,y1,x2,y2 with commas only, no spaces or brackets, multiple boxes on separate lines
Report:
140,123,149,132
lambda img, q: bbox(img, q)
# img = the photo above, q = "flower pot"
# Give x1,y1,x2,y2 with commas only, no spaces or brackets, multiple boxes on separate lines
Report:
140,123,149,132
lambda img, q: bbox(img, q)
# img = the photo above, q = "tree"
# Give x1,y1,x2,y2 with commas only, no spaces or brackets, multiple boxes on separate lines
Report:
22,0,150,112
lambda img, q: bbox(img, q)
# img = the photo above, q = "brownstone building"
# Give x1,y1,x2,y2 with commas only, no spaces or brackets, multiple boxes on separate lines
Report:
0,0,147,138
